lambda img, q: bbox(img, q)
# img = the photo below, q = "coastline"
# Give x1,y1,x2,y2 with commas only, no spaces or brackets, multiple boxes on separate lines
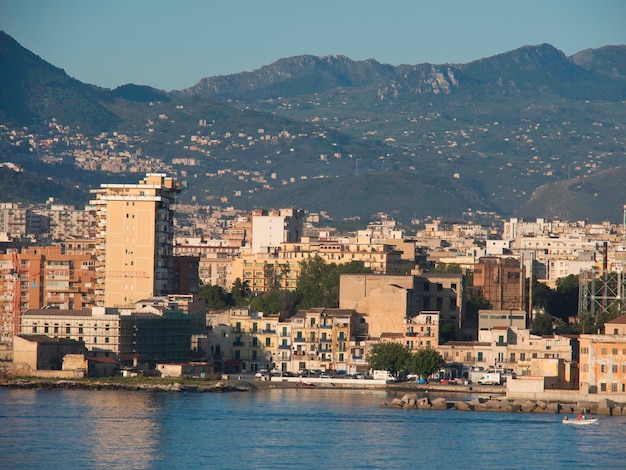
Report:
3,377,624,417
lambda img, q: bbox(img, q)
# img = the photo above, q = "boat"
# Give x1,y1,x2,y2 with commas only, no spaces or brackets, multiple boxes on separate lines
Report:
562,416,599,426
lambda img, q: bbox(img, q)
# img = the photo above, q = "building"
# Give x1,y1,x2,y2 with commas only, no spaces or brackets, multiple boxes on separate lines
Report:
251,208,304,255
90,173,180,307
579,315,626,394
13,334,85,371
19,307,121,358
472,257,525,311
0,246,96,345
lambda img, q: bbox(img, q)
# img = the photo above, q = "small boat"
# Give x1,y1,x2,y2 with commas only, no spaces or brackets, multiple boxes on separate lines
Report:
562,416,599,426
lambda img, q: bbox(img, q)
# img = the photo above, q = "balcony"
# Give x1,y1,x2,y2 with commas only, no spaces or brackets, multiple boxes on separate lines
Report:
262,329,276,334
233,341,244,346
278,344,291,350
293,338,306,343
318,324,332,329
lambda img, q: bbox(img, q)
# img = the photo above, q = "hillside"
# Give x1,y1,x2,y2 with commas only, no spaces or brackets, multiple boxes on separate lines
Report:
1,31,626,224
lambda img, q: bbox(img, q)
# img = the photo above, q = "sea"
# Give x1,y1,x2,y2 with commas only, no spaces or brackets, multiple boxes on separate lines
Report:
1,387,625,470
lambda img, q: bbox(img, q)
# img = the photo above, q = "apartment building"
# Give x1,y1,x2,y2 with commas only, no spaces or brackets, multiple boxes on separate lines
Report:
19,307,121,357
90,173,180,307
579,315,626,394
404,311,439,351
0,246,96,345
339,273,464,341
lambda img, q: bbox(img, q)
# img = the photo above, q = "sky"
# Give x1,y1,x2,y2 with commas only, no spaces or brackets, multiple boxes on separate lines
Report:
1,0,625,91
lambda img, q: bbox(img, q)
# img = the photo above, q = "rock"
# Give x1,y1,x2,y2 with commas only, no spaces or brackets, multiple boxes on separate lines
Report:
431,397,447,410
391,398,405,408
545,403,560,414
597,407,612,416
402,393,419,403
521,400,537,413
455,401,474,411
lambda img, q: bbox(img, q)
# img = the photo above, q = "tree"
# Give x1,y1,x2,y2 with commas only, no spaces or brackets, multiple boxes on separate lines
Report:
250,289,301,318
198,284,232,310
530,312,555,336
296,256,372,309
406,348,446,379
366,342,411,375
231,278,251,306
431,262,462,274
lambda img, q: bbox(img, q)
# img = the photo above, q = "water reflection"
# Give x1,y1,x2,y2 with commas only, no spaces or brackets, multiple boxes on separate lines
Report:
0,389,163,469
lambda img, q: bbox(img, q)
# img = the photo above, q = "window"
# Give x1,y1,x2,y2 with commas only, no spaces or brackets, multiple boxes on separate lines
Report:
601,348,607,354
105,337,109,344
612,348,618,355
581,364,588,372
265,337,271,347
601,365,607,373
581,347,589,355
600,383,607,392
339,353,344,362
612,383,618,392
612,365,618,373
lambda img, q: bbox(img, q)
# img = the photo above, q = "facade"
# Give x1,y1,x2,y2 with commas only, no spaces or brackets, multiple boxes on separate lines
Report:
13,334,85,370
0,246,96,345
19,307,121,358
251,208,304,255
90,173,179,308
339,273,464,341
579,315,626,394
472,257,525,311
404,311,439,351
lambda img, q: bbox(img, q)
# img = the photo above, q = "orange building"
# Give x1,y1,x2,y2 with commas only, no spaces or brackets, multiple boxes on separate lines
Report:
579,315,626,394
0,246,96,345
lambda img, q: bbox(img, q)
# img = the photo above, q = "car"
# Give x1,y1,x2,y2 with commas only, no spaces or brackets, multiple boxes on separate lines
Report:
319,373,331,379
254,369,269,378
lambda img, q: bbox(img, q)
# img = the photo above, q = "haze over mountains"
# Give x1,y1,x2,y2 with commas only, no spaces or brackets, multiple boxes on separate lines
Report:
1,30,626,225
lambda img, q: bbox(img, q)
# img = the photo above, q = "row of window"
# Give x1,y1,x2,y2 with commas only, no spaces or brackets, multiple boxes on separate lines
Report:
581,347,626,355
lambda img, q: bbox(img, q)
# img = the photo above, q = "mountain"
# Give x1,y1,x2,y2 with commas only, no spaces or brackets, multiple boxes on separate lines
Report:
1,31,626,224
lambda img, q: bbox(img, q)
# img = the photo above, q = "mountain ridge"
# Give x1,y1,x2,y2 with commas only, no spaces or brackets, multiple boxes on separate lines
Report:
1,31,626,224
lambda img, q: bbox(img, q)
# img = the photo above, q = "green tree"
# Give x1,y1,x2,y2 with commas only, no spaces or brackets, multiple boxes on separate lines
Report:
231,278,251,305
547,274,579,321
366,342,411,376
250,289,301,318
296,256,371,309
431,262,462,274
530,312,555,335
198,284,232,310
406,348,446,379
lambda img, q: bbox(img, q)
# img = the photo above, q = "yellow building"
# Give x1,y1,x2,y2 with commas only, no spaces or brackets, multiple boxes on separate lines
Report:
90,173,179,307
579,315,626,394
228,307,280,373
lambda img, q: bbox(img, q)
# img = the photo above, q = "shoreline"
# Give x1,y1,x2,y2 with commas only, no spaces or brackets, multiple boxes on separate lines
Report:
2,377,623,417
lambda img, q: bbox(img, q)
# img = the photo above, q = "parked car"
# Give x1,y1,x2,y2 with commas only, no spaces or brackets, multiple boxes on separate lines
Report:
255,369,269,378
319,373,331,379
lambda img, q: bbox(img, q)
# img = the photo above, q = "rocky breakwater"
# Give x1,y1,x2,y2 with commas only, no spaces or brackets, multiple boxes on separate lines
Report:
0,379,256,393
381,394,626,416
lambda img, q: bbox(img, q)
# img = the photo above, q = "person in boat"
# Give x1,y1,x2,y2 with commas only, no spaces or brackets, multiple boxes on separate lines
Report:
577,413,584,420
563,416,568,421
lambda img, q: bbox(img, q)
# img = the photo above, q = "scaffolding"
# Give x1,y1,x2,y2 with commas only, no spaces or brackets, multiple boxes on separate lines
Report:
578,270,625,320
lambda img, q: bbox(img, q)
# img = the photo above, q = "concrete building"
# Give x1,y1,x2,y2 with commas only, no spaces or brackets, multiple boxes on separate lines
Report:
19,307,121,358
251,208,304,255
472,257,525,311
0,246,96,345
90,173,180,308
339,273,464,341
404,311,439,351
579,315,626,394
13,334,85,371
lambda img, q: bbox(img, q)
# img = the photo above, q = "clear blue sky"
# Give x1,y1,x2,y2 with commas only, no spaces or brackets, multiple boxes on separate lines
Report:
1,0,625,91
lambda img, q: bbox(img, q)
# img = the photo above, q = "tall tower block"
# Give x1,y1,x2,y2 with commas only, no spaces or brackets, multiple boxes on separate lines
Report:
91,174,179,307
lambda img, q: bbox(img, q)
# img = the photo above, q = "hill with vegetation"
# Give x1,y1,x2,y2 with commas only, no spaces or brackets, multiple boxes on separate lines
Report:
1,30,625,224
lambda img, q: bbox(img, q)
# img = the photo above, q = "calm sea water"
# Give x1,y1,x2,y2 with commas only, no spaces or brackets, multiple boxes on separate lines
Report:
1,387,626,469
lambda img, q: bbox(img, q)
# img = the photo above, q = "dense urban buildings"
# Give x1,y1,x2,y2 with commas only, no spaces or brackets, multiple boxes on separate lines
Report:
3,173,626,398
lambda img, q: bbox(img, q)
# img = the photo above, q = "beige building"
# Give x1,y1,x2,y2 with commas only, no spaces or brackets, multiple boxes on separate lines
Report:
579,315,626,394
404,311,439,351
90,173,180,307
13,334,85,371
339,273,464,341
19,307,121,358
